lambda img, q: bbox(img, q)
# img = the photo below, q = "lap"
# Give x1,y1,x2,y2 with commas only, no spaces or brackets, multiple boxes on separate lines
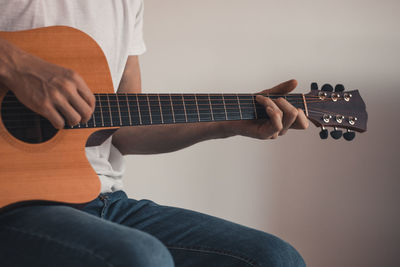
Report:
0,191,305,267
0,203,173,267
83,191,306,267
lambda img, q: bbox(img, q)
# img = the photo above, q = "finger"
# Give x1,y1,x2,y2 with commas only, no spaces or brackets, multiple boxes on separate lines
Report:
255,94,280,111
74,75,96,111
55,100,82,126
265,106,283,138
41,105,65,129
291,108,309,129
274,97,298,135
259,79,298,96
67,91,94,123
256,95,283,136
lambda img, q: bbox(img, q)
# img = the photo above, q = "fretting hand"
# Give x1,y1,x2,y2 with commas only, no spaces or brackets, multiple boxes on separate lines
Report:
222,79,309,139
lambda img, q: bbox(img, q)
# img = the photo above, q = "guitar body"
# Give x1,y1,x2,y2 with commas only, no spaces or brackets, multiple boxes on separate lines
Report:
0,26,115,208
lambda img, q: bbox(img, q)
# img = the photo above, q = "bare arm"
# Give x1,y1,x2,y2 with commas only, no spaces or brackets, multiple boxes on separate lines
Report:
113,56,231,154
112,56,309,155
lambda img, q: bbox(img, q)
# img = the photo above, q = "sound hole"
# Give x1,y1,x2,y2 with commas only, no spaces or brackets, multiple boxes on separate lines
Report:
1,91,58,144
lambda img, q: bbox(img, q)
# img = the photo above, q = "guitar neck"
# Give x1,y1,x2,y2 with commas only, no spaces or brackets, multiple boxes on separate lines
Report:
67,93,307,129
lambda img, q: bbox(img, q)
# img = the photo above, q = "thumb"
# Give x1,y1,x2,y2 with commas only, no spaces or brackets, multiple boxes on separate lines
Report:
259,79,298,95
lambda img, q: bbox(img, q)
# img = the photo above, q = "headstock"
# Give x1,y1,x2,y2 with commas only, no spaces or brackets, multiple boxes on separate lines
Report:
305,82,368,141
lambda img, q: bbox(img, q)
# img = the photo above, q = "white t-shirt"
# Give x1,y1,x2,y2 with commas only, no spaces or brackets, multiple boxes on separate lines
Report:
0,0,146,193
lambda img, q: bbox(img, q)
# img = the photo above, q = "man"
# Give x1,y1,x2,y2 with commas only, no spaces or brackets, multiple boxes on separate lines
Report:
0,0,307,266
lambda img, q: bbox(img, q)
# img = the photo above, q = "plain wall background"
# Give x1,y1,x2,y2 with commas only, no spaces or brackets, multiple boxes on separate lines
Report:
123,1,400,266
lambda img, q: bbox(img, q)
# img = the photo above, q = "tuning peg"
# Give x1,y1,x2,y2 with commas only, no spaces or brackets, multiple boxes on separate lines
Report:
321,84,334,92
343,129,356,141
335,84,345,92
311,82,319,91
319,127,328,139
330,127,343,139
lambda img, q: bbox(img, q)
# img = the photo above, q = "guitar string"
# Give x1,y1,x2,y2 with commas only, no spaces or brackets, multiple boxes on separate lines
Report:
0,104,321,120
0,98,339,113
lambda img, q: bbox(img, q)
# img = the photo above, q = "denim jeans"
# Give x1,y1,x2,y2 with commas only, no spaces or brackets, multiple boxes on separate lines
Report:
0,191,305,266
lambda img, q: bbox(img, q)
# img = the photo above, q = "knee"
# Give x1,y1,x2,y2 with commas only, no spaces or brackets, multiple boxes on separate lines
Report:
109,231,174,267
256,234,305,267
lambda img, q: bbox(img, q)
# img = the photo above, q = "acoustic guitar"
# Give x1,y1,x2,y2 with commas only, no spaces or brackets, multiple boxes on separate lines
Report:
0,26,368,209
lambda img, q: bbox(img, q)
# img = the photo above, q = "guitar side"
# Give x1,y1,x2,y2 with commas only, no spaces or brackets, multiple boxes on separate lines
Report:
0,26,117,208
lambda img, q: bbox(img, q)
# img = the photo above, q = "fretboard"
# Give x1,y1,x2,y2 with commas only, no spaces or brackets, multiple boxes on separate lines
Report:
66,93,307,129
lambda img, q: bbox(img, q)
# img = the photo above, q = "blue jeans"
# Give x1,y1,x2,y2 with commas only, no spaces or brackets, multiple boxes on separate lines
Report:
0,191,305,266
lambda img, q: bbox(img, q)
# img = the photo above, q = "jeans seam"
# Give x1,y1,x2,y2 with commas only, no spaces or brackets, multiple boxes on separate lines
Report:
1,226,114,267
166,244,258,267
100,196,109,219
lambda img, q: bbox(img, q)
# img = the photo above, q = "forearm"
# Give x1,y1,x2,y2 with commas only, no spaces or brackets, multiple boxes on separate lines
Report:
112,121,235,155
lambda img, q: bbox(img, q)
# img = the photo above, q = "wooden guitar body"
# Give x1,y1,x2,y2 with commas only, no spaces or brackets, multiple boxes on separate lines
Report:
0,26,115,208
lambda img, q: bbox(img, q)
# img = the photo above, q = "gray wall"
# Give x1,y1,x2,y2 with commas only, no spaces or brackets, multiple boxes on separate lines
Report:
123,1,400,266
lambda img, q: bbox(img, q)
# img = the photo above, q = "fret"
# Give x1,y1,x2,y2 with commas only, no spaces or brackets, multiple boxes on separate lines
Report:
96,95,104,127
194,94,201,122
183,94,199,123
107,94,120,126
181,94,188,122
157,94,164,124
221,94,228,120
127,94,141,125
138,94,151,125
223,94,241,120
236,93,243,120
169,94,176,123
196,94,212,122
170,94,186,123
106,94,114,126
117,94,130,126
160,94,174,124
146,94,153,124
98,95,112,126
238,95,256,120
148,94,162,125
301,94,308,116
209,94,226,121
208,94,214,121
125,93,132,125
134,94,142,125
116,94,122,126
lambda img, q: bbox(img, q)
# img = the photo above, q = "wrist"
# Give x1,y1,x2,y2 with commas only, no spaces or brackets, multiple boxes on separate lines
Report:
215,121,241,139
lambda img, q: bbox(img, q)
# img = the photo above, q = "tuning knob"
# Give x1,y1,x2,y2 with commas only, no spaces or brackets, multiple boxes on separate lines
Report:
311,82,319,91
343,129,356,141
321,84,333,92
335,84,345,92
319,127,328,139
330,127,342,139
